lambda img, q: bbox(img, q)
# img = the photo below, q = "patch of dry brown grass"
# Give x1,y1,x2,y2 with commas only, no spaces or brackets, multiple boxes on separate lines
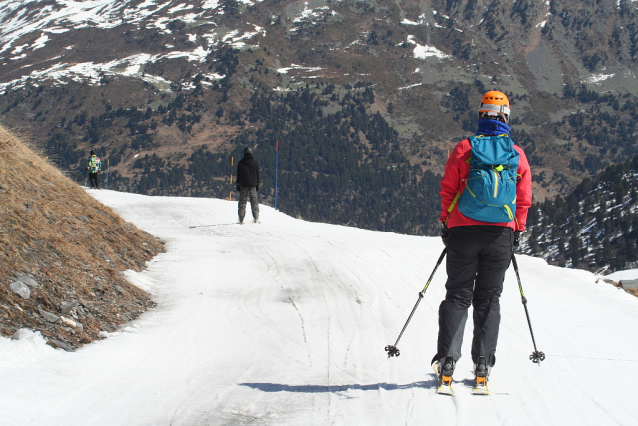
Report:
0,124,164,350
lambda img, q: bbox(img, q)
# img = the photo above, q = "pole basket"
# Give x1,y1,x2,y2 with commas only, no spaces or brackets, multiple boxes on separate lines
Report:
530,351,545,364
385,345,400,358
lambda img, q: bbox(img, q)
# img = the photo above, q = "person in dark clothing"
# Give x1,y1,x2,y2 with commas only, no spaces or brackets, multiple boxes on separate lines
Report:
236,147,261,224
87,150,102,189
434,91,533,389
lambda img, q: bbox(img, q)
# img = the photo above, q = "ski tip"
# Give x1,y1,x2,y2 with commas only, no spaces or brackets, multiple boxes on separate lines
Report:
472,387,490,395
437,385,454,396
472,373,490,394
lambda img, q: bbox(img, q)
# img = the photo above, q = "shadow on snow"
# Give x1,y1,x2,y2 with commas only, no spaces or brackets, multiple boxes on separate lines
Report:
240,379,438,394
189,223,238,228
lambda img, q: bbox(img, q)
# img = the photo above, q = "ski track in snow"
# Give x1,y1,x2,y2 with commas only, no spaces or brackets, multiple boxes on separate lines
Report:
0,190,637,425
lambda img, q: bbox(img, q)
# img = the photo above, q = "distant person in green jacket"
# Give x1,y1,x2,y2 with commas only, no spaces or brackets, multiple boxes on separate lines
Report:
87,150,102,189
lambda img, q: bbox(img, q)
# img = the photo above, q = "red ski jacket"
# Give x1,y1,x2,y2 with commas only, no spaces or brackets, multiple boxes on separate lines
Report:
440,138,533,231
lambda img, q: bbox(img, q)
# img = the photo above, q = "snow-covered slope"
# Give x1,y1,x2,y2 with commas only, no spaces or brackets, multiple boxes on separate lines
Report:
1,190,637,425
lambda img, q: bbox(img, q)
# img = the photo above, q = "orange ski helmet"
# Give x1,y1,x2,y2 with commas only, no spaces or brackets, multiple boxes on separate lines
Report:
478,91,510,123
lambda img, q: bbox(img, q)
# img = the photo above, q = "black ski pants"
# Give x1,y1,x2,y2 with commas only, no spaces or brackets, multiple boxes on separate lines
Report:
89,173,99,189
436,225,513,367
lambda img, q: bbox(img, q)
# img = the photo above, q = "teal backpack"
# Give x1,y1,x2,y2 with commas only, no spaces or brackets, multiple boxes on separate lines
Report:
457,135,519,223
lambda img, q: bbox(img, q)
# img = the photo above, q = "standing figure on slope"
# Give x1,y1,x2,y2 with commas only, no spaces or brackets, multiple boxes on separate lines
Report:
236,147,261,224
87,150,102,189
433,91,533,394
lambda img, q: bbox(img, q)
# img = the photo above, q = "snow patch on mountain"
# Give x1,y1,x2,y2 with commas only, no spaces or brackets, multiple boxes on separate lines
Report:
1,0,124,55
0,0,453,92
167,3,195,14
407,35,451,60
293,4,332,24
400,12,431,26
0,12,246,89
0,0,277,90
0,48,223,95
287,1,337,32
277,64,323,74
31,33,50,50
585,73,615,84
0,0,231,57
220,25,266,48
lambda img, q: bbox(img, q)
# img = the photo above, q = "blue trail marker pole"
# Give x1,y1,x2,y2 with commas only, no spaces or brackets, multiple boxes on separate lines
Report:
275,140,279,211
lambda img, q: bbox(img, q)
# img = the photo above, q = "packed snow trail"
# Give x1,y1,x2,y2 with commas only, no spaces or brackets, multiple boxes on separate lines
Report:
1,191,637,425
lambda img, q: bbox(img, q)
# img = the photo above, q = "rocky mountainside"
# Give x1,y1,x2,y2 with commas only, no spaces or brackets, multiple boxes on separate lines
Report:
0,124,164,350
1,0,637,237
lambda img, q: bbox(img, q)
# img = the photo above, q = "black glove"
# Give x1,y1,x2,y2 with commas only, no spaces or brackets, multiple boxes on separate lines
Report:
256,185,260,191
236,185,240,192
513,230,522,249
441,225,450,246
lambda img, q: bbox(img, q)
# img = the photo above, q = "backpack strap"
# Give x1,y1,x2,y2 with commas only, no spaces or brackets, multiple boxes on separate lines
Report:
447,191,462,216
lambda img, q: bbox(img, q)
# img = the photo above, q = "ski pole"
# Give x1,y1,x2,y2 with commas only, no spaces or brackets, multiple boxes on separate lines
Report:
511,253,545,365
385,248,447,358
105,158,110,190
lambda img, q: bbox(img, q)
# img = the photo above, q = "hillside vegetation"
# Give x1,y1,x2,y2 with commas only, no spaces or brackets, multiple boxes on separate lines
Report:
0,125,164,350
522,154,638,285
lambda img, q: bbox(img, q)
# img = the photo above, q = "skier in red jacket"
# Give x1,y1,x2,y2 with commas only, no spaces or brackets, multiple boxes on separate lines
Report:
433,91,533,393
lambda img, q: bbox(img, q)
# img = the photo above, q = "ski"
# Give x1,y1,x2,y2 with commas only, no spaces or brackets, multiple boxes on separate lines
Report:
472,357,490,395
238,220,260,225
437,379,454,395
189,223,238,228
433,361,454,396
472,375,490,395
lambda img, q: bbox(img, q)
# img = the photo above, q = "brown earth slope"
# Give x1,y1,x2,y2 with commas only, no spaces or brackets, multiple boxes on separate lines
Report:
0,124,164,350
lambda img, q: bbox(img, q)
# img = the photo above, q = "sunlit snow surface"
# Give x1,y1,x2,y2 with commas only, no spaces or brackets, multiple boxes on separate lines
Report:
0,189,637,425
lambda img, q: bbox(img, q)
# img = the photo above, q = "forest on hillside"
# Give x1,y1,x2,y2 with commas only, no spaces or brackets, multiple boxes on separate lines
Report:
522,154,638,274
39,77,638,244
42,77,442,235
